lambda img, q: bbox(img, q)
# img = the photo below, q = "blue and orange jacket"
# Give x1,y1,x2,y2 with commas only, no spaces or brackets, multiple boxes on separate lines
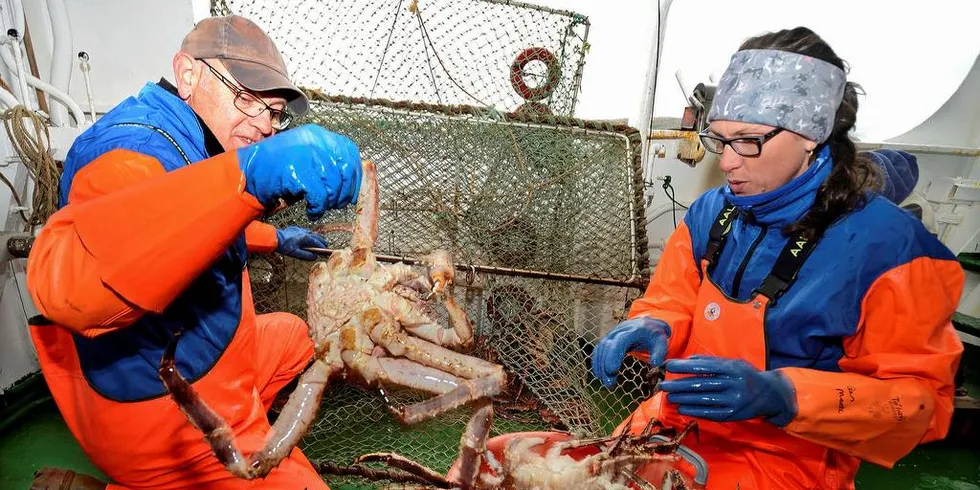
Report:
629,146,964,467
29,80,279,401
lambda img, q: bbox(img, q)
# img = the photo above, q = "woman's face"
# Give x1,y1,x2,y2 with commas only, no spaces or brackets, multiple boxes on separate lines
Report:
706,120,817,196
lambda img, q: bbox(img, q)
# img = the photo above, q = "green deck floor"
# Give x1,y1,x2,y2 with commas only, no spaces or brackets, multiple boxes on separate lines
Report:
0,402,109,487
1,400,978,489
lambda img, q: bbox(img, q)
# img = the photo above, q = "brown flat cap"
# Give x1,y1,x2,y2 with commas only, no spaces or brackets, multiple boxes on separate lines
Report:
181,15,308,115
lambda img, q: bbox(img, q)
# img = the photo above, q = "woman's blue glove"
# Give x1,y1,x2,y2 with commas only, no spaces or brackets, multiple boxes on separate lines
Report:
661,355,797,426
591,317,671,389
237,124,362,221
276,226,328,261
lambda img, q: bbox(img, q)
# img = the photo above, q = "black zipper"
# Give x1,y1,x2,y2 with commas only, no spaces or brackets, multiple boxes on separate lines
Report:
732,224,768,297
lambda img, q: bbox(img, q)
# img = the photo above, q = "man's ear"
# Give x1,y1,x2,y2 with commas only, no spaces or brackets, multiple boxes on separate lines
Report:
172,52,199,100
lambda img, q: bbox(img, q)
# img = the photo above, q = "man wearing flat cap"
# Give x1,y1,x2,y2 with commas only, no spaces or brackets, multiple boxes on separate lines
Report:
26,15,358,489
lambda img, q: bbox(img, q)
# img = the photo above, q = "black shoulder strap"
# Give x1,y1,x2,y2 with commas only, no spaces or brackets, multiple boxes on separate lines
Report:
109,122,192,166
753,232,818,302
28,314,54,326
703,203,738,269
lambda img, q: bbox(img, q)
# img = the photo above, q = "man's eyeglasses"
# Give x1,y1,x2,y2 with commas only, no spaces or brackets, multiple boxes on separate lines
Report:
699,127,784,157
199,59,292,131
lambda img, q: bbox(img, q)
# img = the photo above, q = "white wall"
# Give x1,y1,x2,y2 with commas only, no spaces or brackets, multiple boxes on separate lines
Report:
20,0,202,115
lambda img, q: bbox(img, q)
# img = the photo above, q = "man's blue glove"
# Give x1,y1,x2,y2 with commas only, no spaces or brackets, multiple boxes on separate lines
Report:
237,124,362,221
591,317,670,389
660,355,797,426
276,226,328,261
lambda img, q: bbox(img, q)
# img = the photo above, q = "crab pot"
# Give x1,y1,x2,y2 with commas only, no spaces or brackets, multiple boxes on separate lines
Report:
246,93,653,488
211,0,659,486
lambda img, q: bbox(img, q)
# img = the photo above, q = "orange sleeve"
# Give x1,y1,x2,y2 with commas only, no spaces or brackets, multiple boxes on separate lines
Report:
627,221,701,360
26,149,265,336
245,221,279,253
780,256,964,467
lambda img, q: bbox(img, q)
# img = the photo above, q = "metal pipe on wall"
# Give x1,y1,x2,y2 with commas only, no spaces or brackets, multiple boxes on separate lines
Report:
4,32,30,110
78,52,95,122
0,85,17,108
637,0,674,176
44,0,72,127
0,42,84,124
8,0,24,40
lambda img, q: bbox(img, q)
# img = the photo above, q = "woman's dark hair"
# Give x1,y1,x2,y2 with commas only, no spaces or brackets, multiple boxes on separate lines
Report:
739,27,881,239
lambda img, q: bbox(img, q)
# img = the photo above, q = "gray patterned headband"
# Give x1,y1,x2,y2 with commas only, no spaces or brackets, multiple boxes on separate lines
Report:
707,48,846,143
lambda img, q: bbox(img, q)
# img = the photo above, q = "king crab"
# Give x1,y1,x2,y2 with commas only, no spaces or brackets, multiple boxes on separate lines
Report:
158,159,507,480
324,400,700,490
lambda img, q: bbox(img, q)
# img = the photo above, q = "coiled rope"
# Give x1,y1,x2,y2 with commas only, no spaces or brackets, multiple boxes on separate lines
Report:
0,105,60,232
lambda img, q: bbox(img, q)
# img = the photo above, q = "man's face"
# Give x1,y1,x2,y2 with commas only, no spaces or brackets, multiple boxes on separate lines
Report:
179,56,288,151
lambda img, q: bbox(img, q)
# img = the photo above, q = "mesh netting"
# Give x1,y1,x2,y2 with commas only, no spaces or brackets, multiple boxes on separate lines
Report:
211,0,590,116
247,96,653,488
211,1,654,486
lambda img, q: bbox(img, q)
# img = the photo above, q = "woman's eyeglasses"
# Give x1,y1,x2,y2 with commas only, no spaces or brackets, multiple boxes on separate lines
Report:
699,127,784,157
199,59,292,131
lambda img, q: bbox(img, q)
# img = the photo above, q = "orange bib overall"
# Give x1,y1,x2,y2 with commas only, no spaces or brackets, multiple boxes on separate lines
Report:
621,205,859,489
28,146,328,490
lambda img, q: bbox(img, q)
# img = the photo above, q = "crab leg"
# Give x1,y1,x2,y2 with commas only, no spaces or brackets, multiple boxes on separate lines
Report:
345,352,501,426
158,333,253,479
350,160,379,250
420,250,475,350
339,307,462,392
160,333,341,479
343,306,504,424
419,250,455,295
345,356,466,395
355,453,450,486
248,359,340,476
624,471,661,490
375,291,473,349
441,293,475,348
316,461,451,488
344,401,495,490
373,327,501,381
396,373,505,425
389,336,505,424
378,262,433,294
363,316,506,424
586,452,681,480
453,400,494,490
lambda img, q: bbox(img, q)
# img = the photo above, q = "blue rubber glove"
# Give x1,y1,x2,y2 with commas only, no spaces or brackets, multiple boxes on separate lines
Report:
276,226,328,261
591,317,671,389
661,355,797,426
237,124,362,221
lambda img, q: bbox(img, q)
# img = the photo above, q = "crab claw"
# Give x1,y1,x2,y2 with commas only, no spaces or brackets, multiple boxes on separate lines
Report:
420,250,455,296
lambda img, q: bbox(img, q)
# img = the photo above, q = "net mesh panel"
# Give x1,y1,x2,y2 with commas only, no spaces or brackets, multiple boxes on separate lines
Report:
251,97,653,488
211,1,654,487
211,0,590,116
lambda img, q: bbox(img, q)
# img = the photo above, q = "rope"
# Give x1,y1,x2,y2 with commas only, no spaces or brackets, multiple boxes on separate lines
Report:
410,1,491,107
1,105,61,232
